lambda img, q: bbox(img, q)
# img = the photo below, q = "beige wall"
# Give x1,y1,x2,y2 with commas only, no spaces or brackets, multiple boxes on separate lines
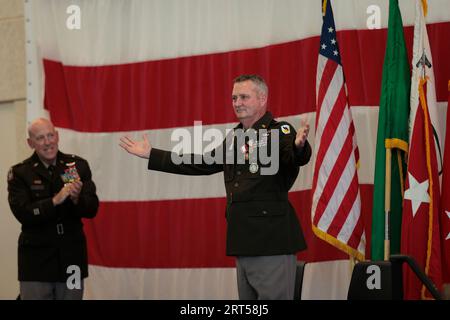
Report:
0,0,27,299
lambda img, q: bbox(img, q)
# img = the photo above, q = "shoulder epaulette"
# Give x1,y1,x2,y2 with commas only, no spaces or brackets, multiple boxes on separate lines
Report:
13,156,34,168
60,152,85,162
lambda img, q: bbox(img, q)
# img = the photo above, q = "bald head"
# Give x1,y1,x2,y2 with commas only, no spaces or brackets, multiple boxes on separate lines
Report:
27,118,59,165
28,118,55,138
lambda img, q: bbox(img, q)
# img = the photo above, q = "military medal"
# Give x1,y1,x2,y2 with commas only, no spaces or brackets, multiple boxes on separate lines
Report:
248,139,255,152
241,143,250,161
60,162,80,184
249,163,259,174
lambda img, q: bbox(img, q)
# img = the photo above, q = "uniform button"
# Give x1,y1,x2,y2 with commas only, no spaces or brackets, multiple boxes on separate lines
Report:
234,182,239,188
262,210,268,215
237,171,241,175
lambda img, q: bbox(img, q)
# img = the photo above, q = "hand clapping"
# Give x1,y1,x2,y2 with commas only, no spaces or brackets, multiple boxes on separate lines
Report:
295,119,310,148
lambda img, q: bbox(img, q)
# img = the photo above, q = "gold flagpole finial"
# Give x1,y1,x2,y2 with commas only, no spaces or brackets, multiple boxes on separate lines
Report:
322,0,327,16
421,0,428,17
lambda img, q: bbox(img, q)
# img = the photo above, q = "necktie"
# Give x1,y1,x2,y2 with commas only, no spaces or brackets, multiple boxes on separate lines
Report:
48,165,55,176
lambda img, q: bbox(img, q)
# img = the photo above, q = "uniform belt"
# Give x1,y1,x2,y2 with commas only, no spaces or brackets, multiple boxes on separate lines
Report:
22,223,81,235
228,193,288,203
56,223,64,235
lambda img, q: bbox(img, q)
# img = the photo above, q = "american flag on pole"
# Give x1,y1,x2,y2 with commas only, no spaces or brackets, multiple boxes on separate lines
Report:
311,0,365,261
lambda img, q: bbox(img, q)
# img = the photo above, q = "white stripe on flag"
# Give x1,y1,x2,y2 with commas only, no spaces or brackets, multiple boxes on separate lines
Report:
318,148,357,231
57,108,383,201
314,64,344,160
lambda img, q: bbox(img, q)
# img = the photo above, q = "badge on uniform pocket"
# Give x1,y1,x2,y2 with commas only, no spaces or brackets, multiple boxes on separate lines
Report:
30,185,45,190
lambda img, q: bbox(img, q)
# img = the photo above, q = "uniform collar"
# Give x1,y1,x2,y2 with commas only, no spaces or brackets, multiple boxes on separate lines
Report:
235,111,274,131
31,151,61,168
30,151,69,179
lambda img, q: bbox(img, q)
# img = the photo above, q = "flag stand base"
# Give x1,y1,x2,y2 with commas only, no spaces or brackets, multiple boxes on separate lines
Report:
347,254,442,300
294,261,306,300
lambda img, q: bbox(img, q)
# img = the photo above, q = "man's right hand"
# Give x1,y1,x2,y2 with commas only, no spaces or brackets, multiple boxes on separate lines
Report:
52,184,72,206
119,134,152,159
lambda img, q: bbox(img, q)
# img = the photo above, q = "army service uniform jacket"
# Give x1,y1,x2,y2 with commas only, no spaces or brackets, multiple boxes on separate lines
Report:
7,151,99,282
148,112,311,256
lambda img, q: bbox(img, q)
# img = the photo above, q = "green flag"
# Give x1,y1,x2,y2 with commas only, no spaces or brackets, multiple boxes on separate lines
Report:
371,0,410,260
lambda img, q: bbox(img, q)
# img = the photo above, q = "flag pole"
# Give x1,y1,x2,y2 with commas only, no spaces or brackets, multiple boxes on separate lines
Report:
384,148,392,261
349,255,356,281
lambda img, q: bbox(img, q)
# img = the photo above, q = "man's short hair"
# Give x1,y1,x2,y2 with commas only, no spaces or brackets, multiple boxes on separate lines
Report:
233,74,268,95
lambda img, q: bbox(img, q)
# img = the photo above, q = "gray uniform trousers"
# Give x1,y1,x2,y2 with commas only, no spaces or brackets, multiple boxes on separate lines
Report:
236,254,297,300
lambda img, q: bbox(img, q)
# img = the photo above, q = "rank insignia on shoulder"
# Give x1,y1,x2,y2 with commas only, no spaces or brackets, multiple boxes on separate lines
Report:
281,125,291,134
7,168,13,181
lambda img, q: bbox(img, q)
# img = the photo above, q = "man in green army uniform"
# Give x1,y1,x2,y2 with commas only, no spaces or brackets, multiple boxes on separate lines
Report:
8,118,99,299
120,75,311,299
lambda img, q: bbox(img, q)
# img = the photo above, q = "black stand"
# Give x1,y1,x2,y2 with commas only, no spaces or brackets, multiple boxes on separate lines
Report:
347,254,442,300
294,261,306,300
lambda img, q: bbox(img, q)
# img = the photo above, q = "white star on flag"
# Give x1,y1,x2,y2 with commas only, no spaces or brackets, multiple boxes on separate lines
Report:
321,44,327,50
404,172,430,217
328,27,334,33
331,39,336,44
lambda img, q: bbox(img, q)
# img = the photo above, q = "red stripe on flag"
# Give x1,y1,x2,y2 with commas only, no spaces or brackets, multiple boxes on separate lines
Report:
43,23,450,132
84,197,233,268
84,186,374,268
313,84,347,183
347,212,364,249
328,171,360,237
316,60,338,112
313,128,354,226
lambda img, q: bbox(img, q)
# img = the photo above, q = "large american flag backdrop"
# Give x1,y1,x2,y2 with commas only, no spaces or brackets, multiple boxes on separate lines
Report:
26,0,450,299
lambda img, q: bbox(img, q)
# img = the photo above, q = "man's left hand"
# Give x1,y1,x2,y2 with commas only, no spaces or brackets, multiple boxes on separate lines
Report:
69,180,83,204
295,120,310,148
